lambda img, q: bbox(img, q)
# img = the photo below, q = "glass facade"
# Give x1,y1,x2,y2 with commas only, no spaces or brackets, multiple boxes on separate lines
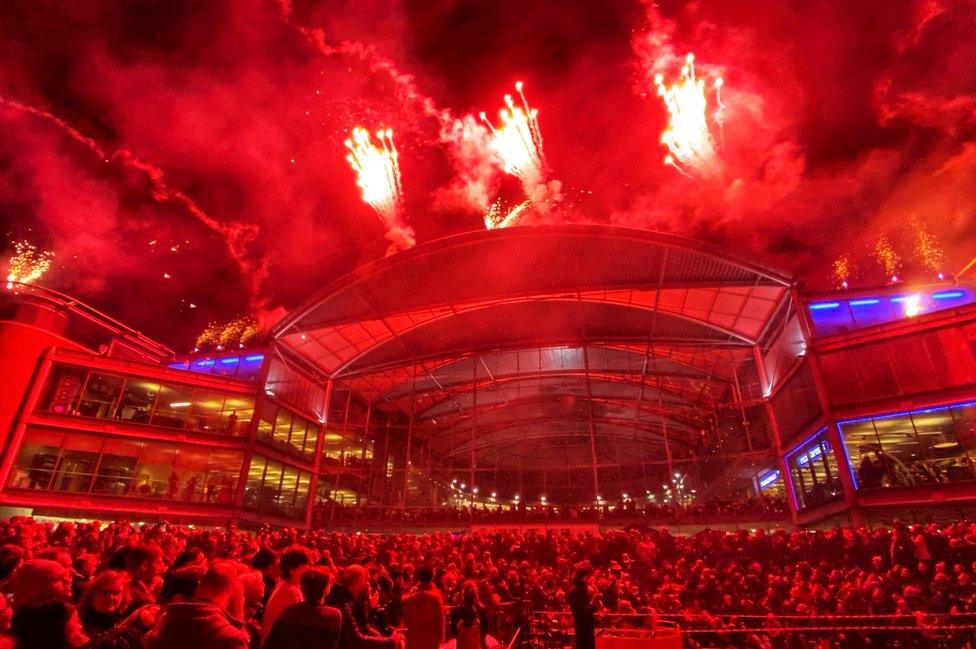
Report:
167,354,265,382
786,429,843,509
243,454,311,518
41,364,253,436
7,429,241,502
256,400,320,461
839,402,976,489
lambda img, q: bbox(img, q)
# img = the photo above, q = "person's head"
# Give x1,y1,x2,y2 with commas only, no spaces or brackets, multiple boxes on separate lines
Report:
0,545,25,582
11,600,88,649
196,563,242,614
238,571,265,607
341,565,369,596
574,567,591,586
300,567,332,605
11,559,72,606
124,545,165,585
171,549,207,571
416,565,434,585
158,565,206,604
462,580,479,609
81,571,129,615
250,548,278,577
280,547,312,583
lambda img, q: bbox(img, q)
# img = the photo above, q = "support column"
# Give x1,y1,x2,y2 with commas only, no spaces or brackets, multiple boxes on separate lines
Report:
752,345,799,524
305,379,333,530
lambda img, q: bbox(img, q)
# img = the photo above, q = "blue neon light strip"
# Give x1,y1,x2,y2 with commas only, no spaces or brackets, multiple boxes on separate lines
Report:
220,357,239,364
849,298,880,306
809,302,841,310
759,471,780,489
244,354,264,362
785,427,828,458
890,295,912,303
933,290,965,299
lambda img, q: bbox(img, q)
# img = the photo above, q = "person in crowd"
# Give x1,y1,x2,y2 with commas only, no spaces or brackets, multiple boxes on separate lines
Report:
10,559,73,607
263,567,341,649
78,570,129,638
10,600,88,649
248,548,277,612
260,547,310,642
124,545,166,614
145,563,249,649
567,567,600,649
449,581,489,649
326,565,399,649
401,565,444,649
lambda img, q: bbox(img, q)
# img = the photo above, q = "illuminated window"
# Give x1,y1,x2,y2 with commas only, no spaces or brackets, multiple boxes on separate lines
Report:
786,429,843,509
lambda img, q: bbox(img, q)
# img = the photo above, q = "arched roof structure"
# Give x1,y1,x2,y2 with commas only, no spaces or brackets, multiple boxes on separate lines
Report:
273,225,793,469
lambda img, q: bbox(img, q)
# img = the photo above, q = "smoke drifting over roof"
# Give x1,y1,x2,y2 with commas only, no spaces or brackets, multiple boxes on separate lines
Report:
0,0,974,348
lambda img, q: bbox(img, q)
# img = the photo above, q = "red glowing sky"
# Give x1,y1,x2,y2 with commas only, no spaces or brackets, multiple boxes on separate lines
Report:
1,0,974,348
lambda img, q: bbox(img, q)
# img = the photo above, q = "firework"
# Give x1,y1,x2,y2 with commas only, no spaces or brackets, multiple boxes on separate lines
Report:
911,219,945,275
484,199,531,230
480,82,546,186
194,316,263,351
831,254,853,289
874,235,901,282
903,294,923,318
655,53,723,177
6,241,53,288
344,127,415,254
345,127,403,226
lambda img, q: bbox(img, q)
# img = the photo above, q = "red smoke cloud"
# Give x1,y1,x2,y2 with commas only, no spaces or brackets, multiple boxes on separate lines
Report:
0,0,974,348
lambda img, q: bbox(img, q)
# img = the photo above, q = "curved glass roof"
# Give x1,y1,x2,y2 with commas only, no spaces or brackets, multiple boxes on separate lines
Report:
273,225,793,468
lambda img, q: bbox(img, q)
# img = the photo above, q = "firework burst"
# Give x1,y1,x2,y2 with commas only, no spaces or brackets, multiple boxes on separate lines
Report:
831,254,853,289
344,126,415,254
6,241,53,288
484,199,532,230
480,82,546,187
911,219,945,276
874,235,902,282
655,53,723,177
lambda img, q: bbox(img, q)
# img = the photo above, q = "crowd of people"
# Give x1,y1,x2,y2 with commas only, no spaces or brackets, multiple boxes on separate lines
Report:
0,516,974,648
315,496,789,527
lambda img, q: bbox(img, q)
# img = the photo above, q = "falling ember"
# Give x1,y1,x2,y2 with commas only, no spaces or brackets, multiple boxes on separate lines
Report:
874,235,901,282
832,254,853,289
911,219,945,276
345,127,403,226
6,241,53,288
194,316,263,351
484,199,531,230
480,82,546,186
655,53,723,177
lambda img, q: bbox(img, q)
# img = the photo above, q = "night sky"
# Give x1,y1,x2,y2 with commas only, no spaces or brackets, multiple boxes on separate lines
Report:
1,0,974,349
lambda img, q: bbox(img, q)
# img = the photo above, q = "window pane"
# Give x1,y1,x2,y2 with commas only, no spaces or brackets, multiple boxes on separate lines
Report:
245,455,267,509
187,391,227,435
256,401,276,445
304,425,319,460
912,409,969,483
152,383,194,429
8,429,63,490
273,412,292,449
42,366,87,415
77,373,124,419
223,396,253,436
132,442,178,498
289,418,308,455
50,434,102,493
94,438,143,496
205,450,241,504
117,379,160,424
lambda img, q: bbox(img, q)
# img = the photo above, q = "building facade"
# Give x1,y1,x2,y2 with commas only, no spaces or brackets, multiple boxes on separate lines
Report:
0,226,974,528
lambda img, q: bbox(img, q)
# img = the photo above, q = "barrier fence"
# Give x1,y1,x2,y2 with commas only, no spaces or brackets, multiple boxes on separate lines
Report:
528,610,976,648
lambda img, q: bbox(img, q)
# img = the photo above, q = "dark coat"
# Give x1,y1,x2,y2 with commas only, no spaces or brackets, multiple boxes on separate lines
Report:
145,600,250,649
325,584,396,649
567,583,598,649
264,601,342,649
